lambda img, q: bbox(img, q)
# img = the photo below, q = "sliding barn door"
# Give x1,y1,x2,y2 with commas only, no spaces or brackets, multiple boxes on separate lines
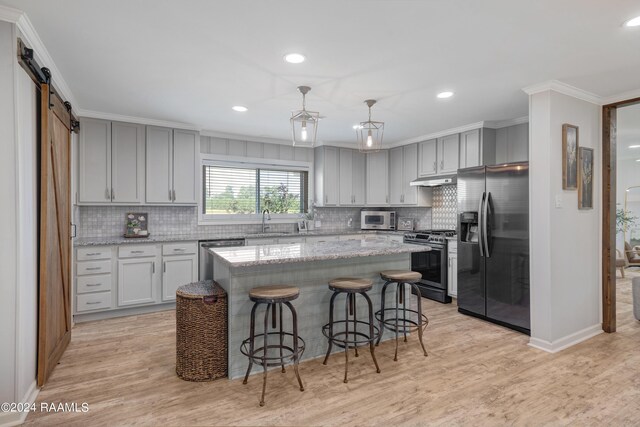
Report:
38,83,72,386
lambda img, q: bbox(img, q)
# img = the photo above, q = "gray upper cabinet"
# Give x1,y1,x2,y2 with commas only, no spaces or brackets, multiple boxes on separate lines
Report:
111,122,145,203
418,139,437,177
78,118,144,205
366,150,389,206
495,123,529,164
459,129,481,169
172,130,198,204
437,134,459,174
79,118,111,204
146,127,198,205
390,144,431,206
338,148,366,206
314,146,339,206
146,126,173,204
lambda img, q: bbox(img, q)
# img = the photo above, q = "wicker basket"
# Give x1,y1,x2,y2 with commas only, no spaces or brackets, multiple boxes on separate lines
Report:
176,280,228,381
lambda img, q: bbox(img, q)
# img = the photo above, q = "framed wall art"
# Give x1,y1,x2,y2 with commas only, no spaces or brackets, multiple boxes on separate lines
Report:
562,124,579,190
578,147,594,210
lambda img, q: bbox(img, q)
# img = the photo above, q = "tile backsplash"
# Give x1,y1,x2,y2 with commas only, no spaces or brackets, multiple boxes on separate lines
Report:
431,185,457,230
77,187,456,238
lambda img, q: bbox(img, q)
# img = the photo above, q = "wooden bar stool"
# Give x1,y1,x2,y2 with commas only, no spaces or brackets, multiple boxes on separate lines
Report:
240,285,305,406
322,278,381,383
375,270,429,361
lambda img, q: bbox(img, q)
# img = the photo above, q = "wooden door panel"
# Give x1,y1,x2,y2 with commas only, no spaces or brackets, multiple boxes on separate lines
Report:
38,83,72,386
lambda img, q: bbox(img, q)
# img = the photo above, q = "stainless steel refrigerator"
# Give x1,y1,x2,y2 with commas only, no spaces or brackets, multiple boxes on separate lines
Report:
457,162,530,334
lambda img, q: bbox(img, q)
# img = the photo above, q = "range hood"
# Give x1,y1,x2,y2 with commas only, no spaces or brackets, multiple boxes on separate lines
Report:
410,176,457,187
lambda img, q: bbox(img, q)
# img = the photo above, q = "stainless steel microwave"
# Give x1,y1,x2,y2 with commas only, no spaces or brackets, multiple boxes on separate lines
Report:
361,211,396,230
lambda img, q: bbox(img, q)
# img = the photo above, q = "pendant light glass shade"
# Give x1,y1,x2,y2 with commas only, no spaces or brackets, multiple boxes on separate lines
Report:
290,86,319,147
357,99,384,153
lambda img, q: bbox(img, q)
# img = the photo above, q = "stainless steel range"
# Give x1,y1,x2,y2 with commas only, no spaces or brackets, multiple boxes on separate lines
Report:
404,229,456,304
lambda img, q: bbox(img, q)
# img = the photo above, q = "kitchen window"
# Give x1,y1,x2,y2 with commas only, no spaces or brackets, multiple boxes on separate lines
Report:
201,163,309,221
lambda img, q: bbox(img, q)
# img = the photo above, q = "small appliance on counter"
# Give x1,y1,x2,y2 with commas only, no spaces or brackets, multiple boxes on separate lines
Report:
360,210,396,230
397,217,414,231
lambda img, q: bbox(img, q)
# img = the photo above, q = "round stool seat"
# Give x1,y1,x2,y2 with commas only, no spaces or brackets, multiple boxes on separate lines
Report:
380,270,422,283
249,285,299,302
329,277,373,292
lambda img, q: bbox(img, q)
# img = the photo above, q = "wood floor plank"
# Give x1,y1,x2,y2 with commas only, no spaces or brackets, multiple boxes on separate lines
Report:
25,270,640,426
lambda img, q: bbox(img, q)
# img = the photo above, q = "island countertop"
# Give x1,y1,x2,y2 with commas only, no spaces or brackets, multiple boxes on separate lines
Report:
209,237,430,267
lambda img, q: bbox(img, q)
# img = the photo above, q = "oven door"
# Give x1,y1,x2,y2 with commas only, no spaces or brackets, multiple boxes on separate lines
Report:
410,244,447,290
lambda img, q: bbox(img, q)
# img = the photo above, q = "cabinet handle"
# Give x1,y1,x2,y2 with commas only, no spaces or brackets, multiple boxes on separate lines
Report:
433,161,436,171
86,283,101,287
86,267,101,271
111,188,114,200
325,195,328,204
173,189,176,201
85,252,101,256
163,261,166,273
173,248,186,252
440,160,444,169
86,301,101,305
152,262,155,273
169,189,172,201
385,195,389,203
105,188,110,200
131,250,144,254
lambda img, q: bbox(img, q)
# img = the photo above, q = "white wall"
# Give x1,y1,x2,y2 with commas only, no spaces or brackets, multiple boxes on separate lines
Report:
529,89,602,352
0,19,19,408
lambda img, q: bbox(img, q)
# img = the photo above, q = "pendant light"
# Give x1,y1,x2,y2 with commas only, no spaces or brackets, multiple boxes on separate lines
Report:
290,86,319,147
357,99,384,152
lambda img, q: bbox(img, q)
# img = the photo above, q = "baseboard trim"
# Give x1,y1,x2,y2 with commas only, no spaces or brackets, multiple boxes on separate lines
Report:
0,380,39,427
528,324,603,353
74,302,175,323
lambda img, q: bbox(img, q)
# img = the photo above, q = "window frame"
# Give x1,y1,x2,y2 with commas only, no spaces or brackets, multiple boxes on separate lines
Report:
198,154,312,225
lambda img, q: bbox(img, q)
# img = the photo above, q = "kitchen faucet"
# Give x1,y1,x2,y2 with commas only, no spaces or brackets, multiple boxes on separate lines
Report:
262,209,271,232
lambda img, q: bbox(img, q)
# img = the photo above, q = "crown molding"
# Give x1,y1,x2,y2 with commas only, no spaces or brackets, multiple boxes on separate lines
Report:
484,116,529,129
389,121,486,147
522,80,602,105
0,4,23,23
77,109,199,130
201,129,293,146
601,88,640,106
1,5,79,109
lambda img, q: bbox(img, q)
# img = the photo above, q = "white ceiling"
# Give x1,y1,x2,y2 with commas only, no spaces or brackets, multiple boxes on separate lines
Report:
618,103,640,160
3,0,640,144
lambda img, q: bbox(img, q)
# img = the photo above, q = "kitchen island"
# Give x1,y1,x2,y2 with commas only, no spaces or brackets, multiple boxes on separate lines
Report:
210,237,430,379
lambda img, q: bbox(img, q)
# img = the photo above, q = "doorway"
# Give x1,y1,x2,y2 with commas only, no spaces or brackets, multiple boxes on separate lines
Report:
602,97,640,332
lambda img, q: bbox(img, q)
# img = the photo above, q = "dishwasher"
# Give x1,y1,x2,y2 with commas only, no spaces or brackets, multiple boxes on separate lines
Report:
199,239,245,281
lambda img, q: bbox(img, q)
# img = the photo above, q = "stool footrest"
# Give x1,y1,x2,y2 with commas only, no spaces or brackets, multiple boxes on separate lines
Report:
375,308,429,334
240,332,305,366
322,320,380,348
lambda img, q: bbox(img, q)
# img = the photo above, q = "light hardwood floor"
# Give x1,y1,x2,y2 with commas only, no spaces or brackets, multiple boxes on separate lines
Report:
26,271,640,426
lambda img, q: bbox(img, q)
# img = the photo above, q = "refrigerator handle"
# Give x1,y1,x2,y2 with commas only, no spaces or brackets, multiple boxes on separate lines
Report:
483,191,491,258
478,192,485,257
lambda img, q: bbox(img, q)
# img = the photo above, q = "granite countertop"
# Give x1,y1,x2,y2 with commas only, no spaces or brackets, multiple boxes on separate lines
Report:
209,237,430,267
73,229,407,247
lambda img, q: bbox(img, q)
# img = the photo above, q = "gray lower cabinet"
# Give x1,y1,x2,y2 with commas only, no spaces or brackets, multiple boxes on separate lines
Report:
74,241,198,320
366,150,389,206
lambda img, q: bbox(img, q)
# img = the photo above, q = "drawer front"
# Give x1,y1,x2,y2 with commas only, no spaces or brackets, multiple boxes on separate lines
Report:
77,246,112,261
77,274,112,294
77,292,112,312
77,260,111,276
118,245,157,258
162,242,197,256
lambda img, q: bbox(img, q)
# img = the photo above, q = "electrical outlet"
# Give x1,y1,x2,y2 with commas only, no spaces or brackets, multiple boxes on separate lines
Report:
315,220,321,227
555,194,563,208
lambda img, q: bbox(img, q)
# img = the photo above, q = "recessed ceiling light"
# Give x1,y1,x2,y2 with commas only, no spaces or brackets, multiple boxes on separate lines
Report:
636,159,640,162
629,144,640,148
284,53,306,64
624,15,640,27
437,91,454,99
232,106,248,112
